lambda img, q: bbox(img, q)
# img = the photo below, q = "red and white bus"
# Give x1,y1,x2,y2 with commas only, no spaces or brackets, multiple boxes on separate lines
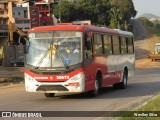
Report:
24,24,135,97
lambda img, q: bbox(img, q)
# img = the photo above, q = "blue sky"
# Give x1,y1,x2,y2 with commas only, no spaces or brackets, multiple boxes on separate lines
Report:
132,0,160,17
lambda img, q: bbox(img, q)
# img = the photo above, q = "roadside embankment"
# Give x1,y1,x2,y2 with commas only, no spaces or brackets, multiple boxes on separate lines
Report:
0,66,24,86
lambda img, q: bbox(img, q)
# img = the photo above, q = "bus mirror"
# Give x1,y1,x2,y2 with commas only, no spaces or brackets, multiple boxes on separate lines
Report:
18,35,28,44
25,41,30,54
86,38,91,50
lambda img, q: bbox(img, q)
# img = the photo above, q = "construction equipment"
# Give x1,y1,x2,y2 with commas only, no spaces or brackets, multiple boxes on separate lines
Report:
148,43,160,61
7,20,27,67
8,20,27,44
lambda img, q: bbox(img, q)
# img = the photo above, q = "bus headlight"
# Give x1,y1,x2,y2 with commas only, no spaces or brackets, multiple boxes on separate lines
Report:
25,74,34,82
70,72,84,81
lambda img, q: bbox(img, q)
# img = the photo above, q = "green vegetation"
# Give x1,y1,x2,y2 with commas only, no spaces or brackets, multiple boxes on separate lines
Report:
117,94,160,120
53,1,75,22
139,17,160,36
53,0,137,31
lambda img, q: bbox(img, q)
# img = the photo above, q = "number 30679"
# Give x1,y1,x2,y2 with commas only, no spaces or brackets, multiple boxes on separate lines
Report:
56,76,69,79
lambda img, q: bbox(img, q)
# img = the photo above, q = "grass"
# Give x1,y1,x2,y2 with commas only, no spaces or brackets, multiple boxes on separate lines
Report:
117,94,160,120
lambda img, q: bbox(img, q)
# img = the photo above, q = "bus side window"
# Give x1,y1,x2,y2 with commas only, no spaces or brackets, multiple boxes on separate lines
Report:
85,35,93,59
103,34,113,54
120,36,127,54
127,37,134,54
112,36,120,54
94,33,103,55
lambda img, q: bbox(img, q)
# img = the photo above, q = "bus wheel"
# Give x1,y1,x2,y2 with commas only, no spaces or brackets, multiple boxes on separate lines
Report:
118,70,128,89
44,93,55,97
89,80,99,97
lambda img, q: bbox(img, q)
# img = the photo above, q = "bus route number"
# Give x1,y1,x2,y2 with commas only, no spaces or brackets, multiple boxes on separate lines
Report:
56,76,70,80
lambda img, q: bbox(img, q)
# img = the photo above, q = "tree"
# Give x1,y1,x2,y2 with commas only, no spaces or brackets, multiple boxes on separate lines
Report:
109,0,137,30
109,7,123,28
52,0,137,29
74,0,111,26
53,1,75,22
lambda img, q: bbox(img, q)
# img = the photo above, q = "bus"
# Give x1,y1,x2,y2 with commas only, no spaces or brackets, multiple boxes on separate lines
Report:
24,24,135,97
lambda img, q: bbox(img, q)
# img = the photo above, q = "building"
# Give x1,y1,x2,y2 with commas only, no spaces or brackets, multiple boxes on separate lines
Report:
0,1,10,41
30,0,53,28
53,0,77,3
149,18,160,25
12,3,31,31
0,0,27,42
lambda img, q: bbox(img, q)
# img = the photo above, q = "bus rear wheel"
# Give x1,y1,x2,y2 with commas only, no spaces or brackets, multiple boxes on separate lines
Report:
113,70,128,89
44,93,55,97
118,70,128,89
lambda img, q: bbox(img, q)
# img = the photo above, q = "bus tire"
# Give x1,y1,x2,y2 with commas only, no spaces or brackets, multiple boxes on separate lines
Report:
89,80,99,97
118,70,128,89
44,93,55,97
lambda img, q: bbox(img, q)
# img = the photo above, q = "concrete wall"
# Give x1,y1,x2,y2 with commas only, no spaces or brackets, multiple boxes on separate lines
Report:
0,38,8,47
14,20,31,31
12,7,28,18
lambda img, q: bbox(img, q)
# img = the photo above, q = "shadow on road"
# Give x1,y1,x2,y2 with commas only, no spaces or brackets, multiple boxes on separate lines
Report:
57,80,159,100
45,68,160,100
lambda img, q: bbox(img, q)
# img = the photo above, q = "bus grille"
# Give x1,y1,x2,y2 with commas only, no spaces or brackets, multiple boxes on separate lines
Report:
36,85,69,91
31,70,72,75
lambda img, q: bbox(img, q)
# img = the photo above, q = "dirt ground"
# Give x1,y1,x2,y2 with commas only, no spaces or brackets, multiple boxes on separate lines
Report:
0,66,24,84
135,35,160,68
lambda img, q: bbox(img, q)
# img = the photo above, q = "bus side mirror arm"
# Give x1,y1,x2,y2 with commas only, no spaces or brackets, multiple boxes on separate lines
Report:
25,41,30,54
18,35,28,44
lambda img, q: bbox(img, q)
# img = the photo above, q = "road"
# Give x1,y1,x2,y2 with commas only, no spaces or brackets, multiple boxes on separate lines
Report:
0,67,160,120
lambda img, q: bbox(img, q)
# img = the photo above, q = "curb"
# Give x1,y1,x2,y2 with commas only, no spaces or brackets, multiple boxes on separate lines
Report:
0,81,24,88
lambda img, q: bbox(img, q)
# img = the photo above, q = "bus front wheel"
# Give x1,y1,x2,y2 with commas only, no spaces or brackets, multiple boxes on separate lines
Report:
89,80,99,97
44,93,55,97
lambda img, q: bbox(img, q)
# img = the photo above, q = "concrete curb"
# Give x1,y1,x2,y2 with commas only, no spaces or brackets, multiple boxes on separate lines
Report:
0,81,24,88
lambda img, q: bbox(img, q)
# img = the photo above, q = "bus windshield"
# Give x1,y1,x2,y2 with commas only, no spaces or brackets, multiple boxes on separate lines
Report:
26,31,83,68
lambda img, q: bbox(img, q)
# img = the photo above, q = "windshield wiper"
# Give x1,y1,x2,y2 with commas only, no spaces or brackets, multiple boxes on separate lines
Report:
55,44,70,70
35,32,70,70
35,49,50,69
34,44,70,70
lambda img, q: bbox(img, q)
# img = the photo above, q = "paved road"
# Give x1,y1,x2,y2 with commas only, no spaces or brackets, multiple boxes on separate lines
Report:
0,67,160,120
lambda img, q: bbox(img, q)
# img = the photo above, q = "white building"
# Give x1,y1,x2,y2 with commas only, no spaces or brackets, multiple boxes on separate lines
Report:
149,18,160,25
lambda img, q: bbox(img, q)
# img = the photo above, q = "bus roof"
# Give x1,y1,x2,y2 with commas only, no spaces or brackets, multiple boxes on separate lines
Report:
28,25,133,36
114,29,133,36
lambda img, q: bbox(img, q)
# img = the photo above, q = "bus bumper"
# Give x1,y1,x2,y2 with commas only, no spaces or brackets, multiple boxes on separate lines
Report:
24,73,85,94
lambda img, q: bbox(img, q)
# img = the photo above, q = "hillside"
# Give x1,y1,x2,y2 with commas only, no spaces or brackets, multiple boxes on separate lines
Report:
138,13,159,19
130,19,148,40
131,18,160,68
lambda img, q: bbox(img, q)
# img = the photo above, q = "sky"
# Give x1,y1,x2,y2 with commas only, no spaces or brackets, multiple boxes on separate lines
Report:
132,0,160,17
